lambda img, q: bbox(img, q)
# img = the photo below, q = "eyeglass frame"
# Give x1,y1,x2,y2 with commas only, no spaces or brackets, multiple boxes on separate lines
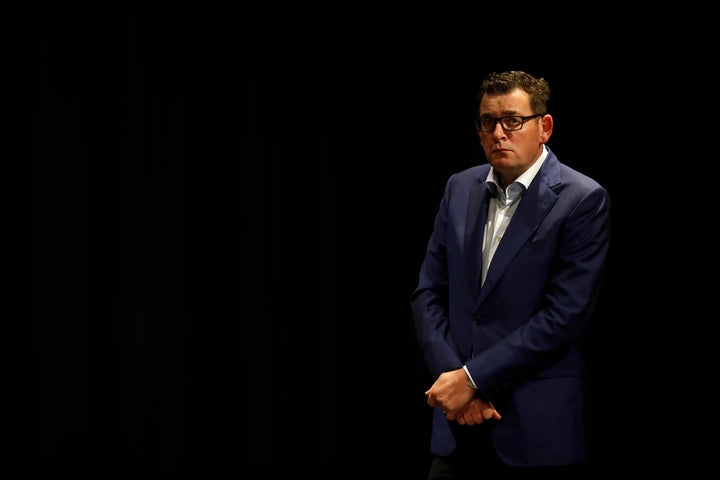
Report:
475,113,544,132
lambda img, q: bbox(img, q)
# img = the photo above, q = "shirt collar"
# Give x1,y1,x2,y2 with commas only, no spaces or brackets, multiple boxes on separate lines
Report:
485,145,548,193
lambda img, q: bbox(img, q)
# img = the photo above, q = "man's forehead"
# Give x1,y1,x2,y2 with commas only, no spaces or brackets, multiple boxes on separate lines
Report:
479,89,530,113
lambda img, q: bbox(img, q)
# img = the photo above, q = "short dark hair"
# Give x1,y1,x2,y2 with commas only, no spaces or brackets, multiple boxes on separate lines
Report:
478,71,550,115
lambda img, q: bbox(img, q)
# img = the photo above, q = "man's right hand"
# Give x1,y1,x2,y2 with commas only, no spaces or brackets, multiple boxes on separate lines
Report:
452,397,502,426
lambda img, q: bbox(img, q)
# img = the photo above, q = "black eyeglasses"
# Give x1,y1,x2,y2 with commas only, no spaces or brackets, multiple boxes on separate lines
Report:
475,114,543,132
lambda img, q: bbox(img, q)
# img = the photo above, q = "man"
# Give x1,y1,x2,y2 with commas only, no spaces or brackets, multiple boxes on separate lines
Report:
410,70,610,479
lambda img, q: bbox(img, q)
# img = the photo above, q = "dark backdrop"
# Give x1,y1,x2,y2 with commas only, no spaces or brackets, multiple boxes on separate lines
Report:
11,2,705,479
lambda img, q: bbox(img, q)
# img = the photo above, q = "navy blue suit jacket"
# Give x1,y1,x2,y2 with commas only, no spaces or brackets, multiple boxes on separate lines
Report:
410,147,610,467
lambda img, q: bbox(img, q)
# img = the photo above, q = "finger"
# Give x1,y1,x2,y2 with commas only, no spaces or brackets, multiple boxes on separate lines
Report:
489,401,502,420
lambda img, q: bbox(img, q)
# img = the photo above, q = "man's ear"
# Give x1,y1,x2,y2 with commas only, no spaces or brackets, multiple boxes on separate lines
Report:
540,114,553,143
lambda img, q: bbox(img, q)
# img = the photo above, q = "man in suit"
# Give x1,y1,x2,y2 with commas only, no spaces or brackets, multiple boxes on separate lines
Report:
410,70,610,479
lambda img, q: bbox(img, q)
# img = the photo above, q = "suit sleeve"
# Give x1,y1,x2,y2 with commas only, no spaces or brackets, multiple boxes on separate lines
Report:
410,178,464,380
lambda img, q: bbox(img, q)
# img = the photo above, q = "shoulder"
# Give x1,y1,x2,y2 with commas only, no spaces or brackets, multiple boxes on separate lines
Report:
542,149,606,194
447,164,490,187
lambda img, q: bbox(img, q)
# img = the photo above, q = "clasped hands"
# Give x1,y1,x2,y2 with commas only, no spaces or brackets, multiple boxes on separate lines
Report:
425,368,502,425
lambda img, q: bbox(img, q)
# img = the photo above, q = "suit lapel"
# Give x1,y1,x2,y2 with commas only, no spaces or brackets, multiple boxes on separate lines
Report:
464,179,493,294
476,169,558,306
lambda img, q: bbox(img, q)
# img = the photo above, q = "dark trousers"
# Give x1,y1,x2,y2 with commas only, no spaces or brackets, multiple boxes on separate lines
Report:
427,423,591,480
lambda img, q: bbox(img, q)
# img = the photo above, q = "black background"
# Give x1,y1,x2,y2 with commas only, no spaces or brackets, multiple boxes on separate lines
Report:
10,2,707,478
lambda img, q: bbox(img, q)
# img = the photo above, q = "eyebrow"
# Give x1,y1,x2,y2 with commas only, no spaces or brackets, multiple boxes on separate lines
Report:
479,111,523,117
